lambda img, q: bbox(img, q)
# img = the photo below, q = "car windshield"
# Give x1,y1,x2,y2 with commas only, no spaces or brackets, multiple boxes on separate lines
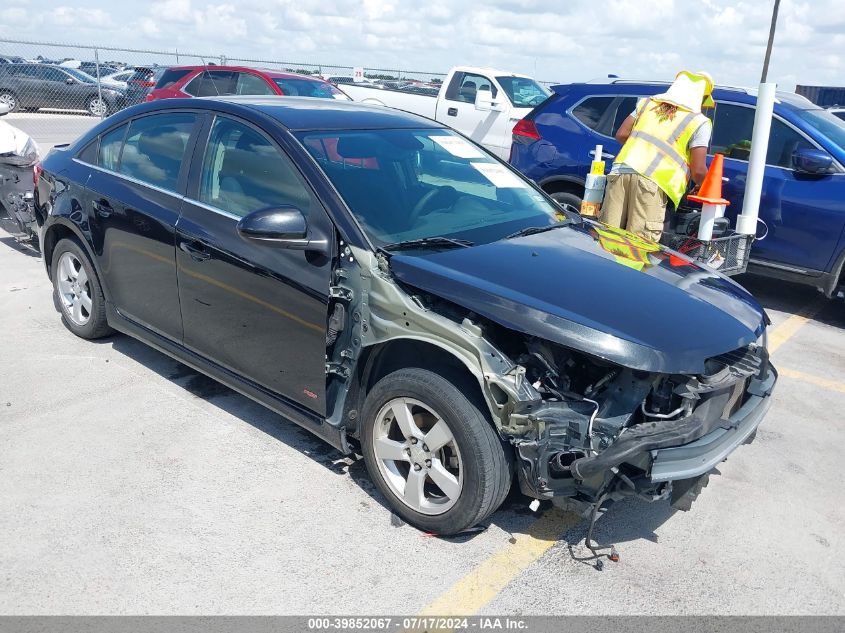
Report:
64,68,95,84
791,106,845,149
296,128,565,249
495,76,550,108
273,78,347,99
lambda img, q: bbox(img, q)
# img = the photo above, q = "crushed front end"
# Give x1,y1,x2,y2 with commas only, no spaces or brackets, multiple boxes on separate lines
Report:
504,337,777,514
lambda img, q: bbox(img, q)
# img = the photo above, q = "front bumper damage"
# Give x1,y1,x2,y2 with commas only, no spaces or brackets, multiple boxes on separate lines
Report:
513,347,777,513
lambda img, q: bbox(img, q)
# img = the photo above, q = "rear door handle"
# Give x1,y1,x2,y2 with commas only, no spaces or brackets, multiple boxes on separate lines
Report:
179,240,212,262
92,199,112,218
447,107,458,117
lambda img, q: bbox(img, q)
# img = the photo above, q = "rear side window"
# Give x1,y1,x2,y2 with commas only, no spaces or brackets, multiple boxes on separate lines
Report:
571,96,614,132
154,68,192,90
611,97,638,135
236,72,275,95
77,139,98,165
198,116,311,218
98,123,128,171
184,70,237,97
119,113,196,191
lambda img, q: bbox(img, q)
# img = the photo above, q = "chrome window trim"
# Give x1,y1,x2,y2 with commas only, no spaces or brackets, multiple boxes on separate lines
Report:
711,100,845,173
72,157,244,222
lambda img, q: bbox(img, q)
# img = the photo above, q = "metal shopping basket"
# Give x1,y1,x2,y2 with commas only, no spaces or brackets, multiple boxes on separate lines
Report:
660,230,754,276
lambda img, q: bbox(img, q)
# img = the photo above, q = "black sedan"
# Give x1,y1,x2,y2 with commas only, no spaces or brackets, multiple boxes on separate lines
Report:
34,97,776,535
0,63,125,116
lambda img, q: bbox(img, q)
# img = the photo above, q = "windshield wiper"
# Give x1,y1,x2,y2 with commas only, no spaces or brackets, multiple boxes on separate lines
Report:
382,236,474,252
505,221,570,240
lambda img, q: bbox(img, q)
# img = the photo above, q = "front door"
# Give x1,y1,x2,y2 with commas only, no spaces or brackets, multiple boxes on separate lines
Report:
437,71,510,158
86,111,200,340
176,114,333,414
710,101,845,272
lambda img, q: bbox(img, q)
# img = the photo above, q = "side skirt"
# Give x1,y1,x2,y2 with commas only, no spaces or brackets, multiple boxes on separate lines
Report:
105,303,350,454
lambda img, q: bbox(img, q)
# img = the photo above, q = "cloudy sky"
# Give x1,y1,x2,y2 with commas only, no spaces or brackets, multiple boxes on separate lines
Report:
0,0,842,89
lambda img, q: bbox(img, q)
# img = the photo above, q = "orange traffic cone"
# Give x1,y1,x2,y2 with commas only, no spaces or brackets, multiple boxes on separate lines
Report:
688,153,730,206
687,153,730,240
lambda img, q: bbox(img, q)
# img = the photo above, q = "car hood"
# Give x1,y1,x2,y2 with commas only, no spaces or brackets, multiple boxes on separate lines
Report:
389,221,767,374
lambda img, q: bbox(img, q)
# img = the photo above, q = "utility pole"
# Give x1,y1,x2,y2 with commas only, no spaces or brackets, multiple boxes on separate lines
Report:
760,0,781,83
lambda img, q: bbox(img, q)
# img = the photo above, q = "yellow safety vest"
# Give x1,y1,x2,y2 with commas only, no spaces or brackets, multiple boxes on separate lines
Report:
616,98,709,209
593,225,661,271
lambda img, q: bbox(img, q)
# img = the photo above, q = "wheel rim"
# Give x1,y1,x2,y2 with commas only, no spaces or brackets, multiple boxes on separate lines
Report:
372,397,463,515
89,97,107,116
0,93,16,111
56,252,92,326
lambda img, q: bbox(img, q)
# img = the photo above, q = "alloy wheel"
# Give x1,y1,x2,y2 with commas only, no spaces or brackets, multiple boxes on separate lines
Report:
56,252,92,326
88,97,107,117
372,397,463,515
0,93,17,111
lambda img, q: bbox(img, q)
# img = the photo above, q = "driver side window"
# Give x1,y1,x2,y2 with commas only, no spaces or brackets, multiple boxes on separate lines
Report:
446,71,496,104
198,116,311,218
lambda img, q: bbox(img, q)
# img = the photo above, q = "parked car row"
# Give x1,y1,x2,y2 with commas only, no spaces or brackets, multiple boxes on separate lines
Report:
508,79,845,298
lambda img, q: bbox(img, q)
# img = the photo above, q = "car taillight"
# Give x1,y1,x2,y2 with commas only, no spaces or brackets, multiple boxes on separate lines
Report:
512,119,541,144
33,161,43,187
130,79,155,88
145,93,155,102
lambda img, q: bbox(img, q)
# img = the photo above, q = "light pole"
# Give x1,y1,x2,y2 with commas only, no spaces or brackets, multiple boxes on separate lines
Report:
737,0,781,236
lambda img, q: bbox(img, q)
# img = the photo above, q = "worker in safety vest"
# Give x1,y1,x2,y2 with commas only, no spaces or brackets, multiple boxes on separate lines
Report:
600,70,715,242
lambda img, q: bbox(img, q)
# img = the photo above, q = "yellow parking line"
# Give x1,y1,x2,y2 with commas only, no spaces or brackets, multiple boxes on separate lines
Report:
417,508,579,617
417,296,828,617
767,297,827,354
778,367,845,394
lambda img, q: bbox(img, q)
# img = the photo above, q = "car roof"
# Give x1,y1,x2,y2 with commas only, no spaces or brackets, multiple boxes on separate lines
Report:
556,80,816,108
166,65,324,81
128,96,447,131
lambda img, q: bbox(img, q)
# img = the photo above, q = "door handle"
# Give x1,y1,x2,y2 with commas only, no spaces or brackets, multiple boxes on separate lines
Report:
447,107,458,117
92,199,112,218
179,241,212,262
589,150,616,160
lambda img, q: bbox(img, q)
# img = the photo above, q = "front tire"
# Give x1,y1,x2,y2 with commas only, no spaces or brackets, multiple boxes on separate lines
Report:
87,95,109,117
0,91,19,112
51,238,113,339
361,368,512,535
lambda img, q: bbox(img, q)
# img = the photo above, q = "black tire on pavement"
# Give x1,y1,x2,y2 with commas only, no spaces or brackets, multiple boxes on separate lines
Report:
361,367,513,535
51,237,113,339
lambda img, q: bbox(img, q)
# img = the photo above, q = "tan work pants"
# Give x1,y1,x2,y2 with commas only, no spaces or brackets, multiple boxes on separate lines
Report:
599,173,668,242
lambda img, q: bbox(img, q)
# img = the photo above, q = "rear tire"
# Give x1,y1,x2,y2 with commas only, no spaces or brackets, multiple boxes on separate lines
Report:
549,190,582,214
87,95,109,117
51,238,113,339
361,368,512,535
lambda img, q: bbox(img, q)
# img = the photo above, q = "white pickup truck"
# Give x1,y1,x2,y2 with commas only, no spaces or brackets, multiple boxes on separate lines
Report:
340,66,551,159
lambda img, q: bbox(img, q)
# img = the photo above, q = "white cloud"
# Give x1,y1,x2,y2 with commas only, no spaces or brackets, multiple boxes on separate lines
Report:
0,0,839,90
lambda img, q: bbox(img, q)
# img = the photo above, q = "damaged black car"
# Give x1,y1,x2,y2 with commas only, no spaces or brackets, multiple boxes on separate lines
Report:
36,97,777,535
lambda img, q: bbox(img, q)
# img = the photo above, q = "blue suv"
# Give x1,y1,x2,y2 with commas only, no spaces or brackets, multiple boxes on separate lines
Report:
510,81,845,297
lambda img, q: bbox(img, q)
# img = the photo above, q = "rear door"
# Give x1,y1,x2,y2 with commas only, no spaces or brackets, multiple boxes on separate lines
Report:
85,111,201,340
709,101,845,272
176,114,333,413
437,71,510,158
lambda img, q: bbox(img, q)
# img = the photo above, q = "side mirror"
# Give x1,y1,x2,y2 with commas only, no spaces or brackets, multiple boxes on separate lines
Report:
65,78,75,85
236,206,328,253
475,88,502,112
792,148,834,174
0,103,9,116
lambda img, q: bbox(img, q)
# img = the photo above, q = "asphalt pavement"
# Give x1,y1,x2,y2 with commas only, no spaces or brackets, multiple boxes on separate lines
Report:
1,230,843,615
5,112,99,153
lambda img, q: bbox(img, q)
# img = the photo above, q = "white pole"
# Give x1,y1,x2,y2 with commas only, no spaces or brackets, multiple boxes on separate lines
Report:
736,82,775,235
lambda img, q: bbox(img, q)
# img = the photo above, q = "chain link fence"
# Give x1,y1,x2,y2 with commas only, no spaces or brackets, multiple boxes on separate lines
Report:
0,37,556,149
